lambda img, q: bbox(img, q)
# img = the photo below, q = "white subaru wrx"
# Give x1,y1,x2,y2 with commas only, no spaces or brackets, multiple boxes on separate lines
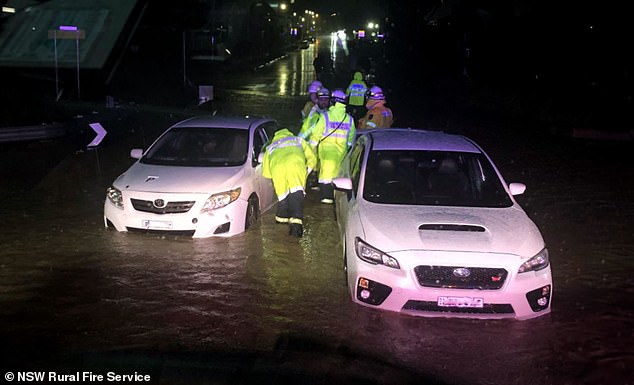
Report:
104,115,278,238
333,129,552,320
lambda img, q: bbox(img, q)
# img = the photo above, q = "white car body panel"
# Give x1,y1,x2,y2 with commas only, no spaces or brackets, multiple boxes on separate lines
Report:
358,203,544,256
117,164,248,193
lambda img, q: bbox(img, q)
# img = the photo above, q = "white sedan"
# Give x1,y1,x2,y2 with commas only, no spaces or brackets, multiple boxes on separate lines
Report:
104,115,278,238
333,129,552,320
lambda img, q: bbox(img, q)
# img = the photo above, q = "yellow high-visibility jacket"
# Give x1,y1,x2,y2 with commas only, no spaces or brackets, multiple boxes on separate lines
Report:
298,104,327,145
346,72,368,107
309,103,356,183
263,129,317,200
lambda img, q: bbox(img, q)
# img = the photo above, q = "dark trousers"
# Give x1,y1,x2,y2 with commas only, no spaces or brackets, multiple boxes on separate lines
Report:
347,105,365,123
319,183,334,202
276,191,304,223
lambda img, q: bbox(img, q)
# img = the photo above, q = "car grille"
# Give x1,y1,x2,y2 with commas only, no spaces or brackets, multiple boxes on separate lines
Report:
126,227,195,237
130,199,196,214
402,300,514,315
414,265,508,290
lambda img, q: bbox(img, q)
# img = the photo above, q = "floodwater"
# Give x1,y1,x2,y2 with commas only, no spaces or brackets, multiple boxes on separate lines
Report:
1,43,633,385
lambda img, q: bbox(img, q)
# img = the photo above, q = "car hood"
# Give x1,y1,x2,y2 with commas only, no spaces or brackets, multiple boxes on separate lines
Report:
358,203,544,256
114,162,245,193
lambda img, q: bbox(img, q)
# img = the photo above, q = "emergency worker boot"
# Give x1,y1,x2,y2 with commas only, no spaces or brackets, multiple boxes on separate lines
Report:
320,183,334,204
289,223,303,238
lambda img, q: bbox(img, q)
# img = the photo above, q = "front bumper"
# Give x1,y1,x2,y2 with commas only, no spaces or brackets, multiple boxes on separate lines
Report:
103,191,249,238
348,251,553,320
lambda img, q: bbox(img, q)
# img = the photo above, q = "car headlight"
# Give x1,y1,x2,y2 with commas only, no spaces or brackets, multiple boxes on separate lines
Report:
355,237,400,269
200,187,241,213
106,186,124,209
518,248,549,273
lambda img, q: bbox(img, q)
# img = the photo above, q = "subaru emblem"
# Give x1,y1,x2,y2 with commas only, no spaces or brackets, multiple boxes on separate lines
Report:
153,199,166,208
453,268,471,278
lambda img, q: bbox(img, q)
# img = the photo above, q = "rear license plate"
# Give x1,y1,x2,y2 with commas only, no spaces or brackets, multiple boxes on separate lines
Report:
437,296,484,308
142,220,173,230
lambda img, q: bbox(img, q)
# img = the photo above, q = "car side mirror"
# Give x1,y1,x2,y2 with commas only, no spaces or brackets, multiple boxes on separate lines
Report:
130,149,143,159
333,177,353,190
333,177,353,201
509,182,526,196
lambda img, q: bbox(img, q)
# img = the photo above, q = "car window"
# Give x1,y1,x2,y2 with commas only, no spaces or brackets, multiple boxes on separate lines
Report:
252,126,269,167
349,140,366,194
362,150,513,207
261,121,279,139
141,127,248,167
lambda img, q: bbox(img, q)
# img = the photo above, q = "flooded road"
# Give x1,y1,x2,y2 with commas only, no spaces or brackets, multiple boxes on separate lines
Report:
1,46,633,385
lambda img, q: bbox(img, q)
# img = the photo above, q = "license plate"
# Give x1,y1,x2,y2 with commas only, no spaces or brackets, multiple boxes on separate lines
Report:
437,296,484,308
142,220,173,230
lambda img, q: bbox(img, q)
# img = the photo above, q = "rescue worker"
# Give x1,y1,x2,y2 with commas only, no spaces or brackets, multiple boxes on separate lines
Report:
299,87,330,144
309,89,356,204
299,87,330,190
345,71,368,122
357,85,394,129
301,80,323,122
262,128,317,237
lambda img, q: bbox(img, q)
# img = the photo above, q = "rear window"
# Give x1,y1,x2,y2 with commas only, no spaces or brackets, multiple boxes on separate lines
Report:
141,127,248,167
362,150,513,207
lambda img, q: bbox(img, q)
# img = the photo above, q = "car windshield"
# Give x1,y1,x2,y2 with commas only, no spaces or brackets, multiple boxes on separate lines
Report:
141,127,248,167
362,150,513,207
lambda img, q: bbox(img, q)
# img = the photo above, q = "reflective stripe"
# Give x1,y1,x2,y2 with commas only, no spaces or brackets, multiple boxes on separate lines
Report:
275,216,289,223
326,133,349,139
322,113,352,140
267,136,302,154
349,84,366,97
289,217,303,225
289,186,306,195
278,186,305,200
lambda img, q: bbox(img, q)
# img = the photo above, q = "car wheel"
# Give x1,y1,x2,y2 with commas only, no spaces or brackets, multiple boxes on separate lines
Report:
244,195,259,230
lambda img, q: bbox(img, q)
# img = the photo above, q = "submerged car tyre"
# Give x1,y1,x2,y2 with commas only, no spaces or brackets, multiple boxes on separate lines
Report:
245,195,259,230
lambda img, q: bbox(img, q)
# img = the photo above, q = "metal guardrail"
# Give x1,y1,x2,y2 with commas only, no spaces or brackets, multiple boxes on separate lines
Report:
0,124,67,143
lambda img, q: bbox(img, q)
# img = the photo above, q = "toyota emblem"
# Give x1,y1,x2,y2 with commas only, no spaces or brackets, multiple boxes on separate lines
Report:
153,199,166,208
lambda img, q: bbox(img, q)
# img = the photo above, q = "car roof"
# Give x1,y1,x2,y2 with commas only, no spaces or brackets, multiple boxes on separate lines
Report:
365,128,482,153
172,115,275,130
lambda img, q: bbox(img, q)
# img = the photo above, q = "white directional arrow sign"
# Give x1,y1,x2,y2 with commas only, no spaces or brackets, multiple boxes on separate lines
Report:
87,122,107,147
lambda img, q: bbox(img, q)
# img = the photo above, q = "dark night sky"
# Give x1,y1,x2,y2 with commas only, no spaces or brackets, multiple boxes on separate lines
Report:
292,0,387,26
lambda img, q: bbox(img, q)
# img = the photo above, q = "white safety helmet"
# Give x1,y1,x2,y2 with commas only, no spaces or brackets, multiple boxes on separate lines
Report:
330,89,347,104
368,85,385,100
316,87,330,98
307,80,323,93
